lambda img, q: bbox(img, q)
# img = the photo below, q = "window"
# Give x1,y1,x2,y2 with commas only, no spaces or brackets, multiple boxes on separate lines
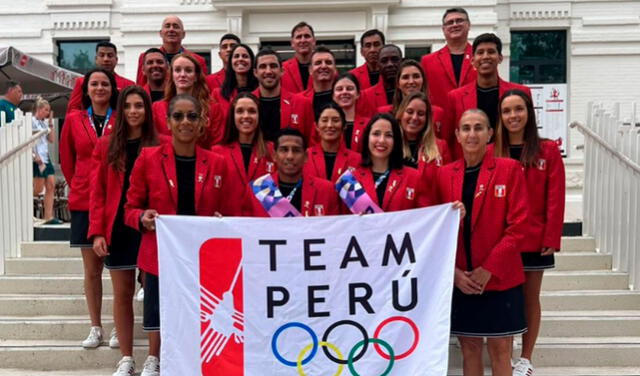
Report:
260,39,356,73
193,52,212,73
510,30,567,84
405,46,431,62
56,40,108,75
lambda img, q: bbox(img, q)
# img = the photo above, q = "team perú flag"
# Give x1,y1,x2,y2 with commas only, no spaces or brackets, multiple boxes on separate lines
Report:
156,204,459,376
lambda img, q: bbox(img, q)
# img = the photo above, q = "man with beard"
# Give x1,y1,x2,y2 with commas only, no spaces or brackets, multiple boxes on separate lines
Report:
251,48,294,142
141,48,169,103
350,29,385,90
206,34,241,90
359,44,402,117
281,22,316,94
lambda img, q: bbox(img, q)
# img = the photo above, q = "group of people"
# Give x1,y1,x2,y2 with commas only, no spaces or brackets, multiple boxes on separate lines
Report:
57,7,565,376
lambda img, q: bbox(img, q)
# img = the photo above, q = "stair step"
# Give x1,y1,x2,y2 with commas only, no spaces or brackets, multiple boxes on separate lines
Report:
0,295,143,316
5,258,84,275
541,290,640,310
20,241,76,258
543,271,629,290
561,236,596,252
0,275,114,294
554,252,611,271
0,316,145,341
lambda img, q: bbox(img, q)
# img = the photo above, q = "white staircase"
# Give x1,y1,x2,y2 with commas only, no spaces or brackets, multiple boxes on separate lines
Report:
1,238,639,375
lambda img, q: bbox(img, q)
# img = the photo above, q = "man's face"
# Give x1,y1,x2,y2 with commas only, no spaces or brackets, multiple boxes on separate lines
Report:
442,12,470,42
291,26,316,57
219,38,239,65
275,135,306,177
95,47,117,72
254,54,282,90
7,85,23,105
160,16,185,45
472,42,502,76
378,47,402,82
310,52,336,85
361,34,384,67
143,52,168,83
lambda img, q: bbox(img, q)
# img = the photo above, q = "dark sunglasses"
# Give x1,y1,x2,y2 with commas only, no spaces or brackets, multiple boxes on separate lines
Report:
170,112,199,122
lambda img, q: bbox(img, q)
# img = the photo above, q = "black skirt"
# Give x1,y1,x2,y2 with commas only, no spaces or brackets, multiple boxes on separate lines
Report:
70,210,92,248
522,251,555,271
105,214,141,270
451,284,527,337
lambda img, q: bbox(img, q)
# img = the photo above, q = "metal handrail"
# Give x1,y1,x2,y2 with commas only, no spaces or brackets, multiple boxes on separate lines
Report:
0,128,49,166
570,120,640,175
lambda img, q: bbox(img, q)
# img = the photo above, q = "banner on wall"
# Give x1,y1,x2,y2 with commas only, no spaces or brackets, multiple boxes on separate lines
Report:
527,83,568,156
156,205,459,376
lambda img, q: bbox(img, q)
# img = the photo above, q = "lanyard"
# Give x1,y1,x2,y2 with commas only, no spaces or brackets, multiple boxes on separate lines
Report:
285,179,302,201
87,107,112,133
374,170,390,188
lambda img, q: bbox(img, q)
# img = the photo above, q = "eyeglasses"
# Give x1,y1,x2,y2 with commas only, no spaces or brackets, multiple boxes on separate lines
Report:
170,112,199,122
443,18,468,27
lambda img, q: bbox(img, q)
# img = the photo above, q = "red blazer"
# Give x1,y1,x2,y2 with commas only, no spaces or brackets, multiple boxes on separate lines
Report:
206,68,226,92
304,143,362,183
59,110,115,211
281,58,312,94
434,152,529,291
136,47,207,86
251,88,294,129
359,81,391,118
211,87,236,125
124,143,227,275
348,114,370,152
420,43,476,108
350,63,374,90
416,138,452,206
352,166,423,212
444,78,532,159
248,173,341,217
211,142,276,216
66,73,134,116
152,99,226,148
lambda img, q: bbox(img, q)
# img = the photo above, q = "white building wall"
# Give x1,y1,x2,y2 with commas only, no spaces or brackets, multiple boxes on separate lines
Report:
0,0,638,157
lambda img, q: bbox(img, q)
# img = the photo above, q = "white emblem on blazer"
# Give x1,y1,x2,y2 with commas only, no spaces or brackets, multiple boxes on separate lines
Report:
537,159,547,171
291,114,299,124
435,121,442,133
406,187,415,200
436,157,442,167
314,204,325,216
266,162,274,173
494,184,506,198
337,167,342,175
169,179,175,188
475,184,485,198
214,175,222,188
388,180,397,192
197,173,204,183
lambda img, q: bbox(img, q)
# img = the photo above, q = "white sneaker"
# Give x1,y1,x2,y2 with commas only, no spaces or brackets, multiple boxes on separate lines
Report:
141,355,160,376
136,287,145,302
112,356,135,376
109,327,120,348
82,326,103,348
513,357,534,376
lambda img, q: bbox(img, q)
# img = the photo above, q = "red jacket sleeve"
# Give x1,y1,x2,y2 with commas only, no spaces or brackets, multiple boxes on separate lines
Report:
543,144,566,250
124,148,149,232
59,115,76,185
88,139,108,240
66,78,83,116
136,52,147,86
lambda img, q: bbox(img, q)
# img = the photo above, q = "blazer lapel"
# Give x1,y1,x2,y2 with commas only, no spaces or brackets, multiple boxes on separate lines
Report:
471,153,496,230
332,144,349,181
309,146,326,180
357,168,380,206
160,144,178,208
462,85,477,110
301,176,315,216
438,48,458,88
194,147,210,212
229,143,248,183
382,168,402,210
80,112,98,146
451,160,464,204
459,44,474,87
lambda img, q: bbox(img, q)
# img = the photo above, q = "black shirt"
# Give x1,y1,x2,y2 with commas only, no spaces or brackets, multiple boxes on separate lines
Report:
116,138,141,216
509,144,524,162
259,96,281,142
477,85,500,129
385,88,395,105
324,151,337,180
165,52,179,65
175,155,196,216
279,180,302,212
344,121,354,149
404,140,420,168
240,143,253,173
450,54,464,85
372,171,389,205
368,70,380,86
313,90,333,121
462,163,481,271
150,91,164,103
92,114,106,137
298,61,310,90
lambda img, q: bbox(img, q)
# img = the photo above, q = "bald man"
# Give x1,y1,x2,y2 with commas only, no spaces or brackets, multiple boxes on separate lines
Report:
135,15,208,85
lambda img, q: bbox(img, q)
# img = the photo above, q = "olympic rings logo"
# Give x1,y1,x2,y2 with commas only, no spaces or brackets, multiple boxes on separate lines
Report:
270,316,420,376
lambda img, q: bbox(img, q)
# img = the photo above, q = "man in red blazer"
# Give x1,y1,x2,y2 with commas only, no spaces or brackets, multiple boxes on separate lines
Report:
444,33,532,159
135,15,208,86
421,7,477,108
350,29,385,90
359,44,403,117
252,48,294,142
66,42,134,116
281,22,316,94
141,48,169,103
206,33,240,91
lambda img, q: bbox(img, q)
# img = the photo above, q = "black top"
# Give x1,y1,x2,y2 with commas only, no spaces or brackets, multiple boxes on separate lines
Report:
298,61,310,90
116,138,142,218
450,54,464,85
385,88,395,105
313,90,333,121
368,70,380,86
324,151,337,180
372,171,389,205
175,155,196,215
476,85,500,129
279,180,302,211
150,91,164,103
259,95,281,142
92,114,106,137
404,140,420,168
240,143,253,173
462,163,481,271
165,52,179,65
509,144,524,162
344,121,354,149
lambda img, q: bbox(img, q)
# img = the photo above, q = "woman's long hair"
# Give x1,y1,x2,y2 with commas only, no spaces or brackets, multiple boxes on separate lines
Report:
164,53,210,125
222,92,268,159
81,68,119,110
391,59,428,112
360,112,405,170
221,44,259,101
394,92,440,164
107,86,159,171
494,89,541,167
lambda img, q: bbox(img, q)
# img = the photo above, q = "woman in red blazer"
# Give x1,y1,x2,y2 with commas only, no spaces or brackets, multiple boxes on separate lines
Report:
332,73,370,152
88,86,159,374
352,113,424,212
59,68,118,349
304,103,361,184
124,94,229,370
493,90,565,376
212,92,275,216
212,44,259,122
151,53,224,148
434,109,529,376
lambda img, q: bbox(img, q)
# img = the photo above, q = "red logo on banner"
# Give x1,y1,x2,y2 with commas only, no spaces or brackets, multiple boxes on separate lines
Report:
199,238,244,375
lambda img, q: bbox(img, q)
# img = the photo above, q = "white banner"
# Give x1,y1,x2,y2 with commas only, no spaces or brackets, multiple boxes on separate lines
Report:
527,83,568,156
157,204,459,376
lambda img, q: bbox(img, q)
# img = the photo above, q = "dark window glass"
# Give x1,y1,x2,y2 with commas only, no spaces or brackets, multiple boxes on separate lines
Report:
194,52,212,73
56,40,108,75
405,46,432,62
510,30,567,84
260,39,356,73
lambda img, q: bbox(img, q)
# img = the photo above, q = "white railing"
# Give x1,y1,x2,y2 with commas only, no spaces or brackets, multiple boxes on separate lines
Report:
0,110,42,275
571,102,640,290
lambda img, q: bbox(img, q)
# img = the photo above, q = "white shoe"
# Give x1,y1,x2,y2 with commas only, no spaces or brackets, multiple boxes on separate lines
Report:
141,355,160,376
82,326,103,348
109,327,120,348
136,287,145,302
112,356,135,376
513,357,534,376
